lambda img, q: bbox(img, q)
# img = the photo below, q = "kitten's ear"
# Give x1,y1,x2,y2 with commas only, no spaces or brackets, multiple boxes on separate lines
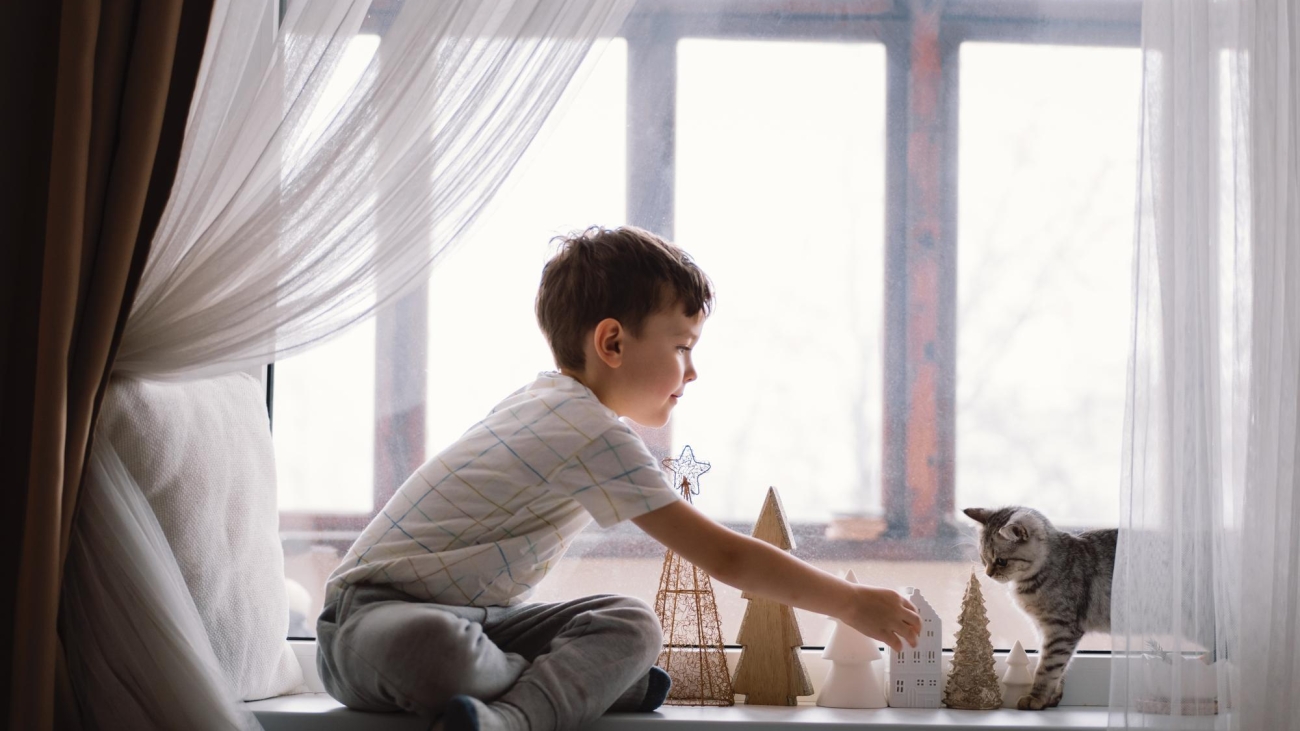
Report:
963,507,992,525
999,523,1029,543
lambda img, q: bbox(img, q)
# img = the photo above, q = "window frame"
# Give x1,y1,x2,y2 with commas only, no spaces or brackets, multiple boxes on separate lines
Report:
272,0,1142,633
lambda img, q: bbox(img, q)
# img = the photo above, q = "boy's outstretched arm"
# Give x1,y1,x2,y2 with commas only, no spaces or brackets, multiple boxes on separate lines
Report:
632,500,922,653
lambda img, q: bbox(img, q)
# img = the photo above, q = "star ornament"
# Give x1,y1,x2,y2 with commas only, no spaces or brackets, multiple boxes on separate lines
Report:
662,445,711,498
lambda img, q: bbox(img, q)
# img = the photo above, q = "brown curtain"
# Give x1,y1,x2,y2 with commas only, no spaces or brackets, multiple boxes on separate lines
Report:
0,1,213,728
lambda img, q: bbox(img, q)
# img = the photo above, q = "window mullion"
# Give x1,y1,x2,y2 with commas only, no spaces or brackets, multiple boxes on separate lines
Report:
883,0,957,542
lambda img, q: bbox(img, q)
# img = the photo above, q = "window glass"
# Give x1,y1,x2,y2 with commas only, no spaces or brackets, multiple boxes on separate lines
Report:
274,31,1141,655
957,42,1141,650
956,42,1140,529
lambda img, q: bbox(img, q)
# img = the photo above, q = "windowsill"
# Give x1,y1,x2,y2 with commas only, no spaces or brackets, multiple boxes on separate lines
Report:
250,642,1125,730
249,693,1112,730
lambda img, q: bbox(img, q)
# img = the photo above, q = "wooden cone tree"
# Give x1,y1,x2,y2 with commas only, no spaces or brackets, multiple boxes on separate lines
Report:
654,447,734,706
943,570,1002,710
730,487,813,706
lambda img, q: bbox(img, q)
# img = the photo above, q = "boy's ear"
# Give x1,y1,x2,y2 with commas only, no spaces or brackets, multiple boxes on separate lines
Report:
592,318,624,368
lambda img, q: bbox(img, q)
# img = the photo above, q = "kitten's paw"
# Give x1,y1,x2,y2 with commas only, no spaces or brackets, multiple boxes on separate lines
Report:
1016,695,1049,711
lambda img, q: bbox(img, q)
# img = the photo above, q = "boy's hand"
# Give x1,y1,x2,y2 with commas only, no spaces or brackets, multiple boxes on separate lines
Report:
842,586,921,654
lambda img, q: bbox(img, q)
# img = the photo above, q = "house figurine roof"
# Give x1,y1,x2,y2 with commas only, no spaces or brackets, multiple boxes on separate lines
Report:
904,587,937,619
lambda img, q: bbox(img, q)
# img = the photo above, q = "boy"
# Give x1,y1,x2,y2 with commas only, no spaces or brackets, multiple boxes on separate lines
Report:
317,226,921,731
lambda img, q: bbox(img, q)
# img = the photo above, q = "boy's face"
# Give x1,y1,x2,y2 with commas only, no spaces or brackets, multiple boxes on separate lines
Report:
614,303,704,428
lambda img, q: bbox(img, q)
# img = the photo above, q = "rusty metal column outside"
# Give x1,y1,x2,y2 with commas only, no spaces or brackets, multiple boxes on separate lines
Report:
883,0,956,541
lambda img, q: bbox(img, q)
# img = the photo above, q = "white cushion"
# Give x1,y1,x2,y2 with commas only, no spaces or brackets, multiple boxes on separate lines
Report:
99,372,305,700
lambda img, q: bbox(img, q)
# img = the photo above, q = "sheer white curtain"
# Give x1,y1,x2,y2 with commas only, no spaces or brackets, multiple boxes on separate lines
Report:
1110,0,1298,728
118,0,630,378
61,0,632,728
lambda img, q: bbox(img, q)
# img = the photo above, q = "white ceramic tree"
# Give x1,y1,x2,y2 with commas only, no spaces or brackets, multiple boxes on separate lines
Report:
816,570,887,709
1001,640,1034,708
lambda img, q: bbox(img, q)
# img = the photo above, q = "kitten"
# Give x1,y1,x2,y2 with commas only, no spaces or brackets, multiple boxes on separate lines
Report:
963,506,1116,711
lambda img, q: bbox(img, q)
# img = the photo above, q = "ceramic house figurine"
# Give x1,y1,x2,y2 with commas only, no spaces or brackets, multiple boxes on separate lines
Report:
1001,640,1034,708
816,570,887,709
888,587,942,707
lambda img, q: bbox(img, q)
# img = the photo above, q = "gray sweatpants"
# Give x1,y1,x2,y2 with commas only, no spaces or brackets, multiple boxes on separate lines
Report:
316,585,664,729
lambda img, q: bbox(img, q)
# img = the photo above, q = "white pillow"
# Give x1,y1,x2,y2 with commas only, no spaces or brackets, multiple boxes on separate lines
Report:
99,372,304,700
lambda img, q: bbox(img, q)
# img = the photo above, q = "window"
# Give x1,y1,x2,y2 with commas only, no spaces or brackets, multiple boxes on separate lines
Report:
275,1,1141,654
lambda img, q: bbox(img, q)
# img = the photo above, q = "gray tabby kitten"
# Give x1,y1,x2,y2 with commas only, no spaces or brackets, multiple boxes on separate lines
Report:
963,506,1116,710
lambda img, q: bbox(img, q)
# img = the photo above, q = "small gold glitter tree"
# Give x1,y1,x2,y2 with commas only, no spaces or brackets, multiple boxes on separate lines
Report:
653,446,734,706
943,570,1002,710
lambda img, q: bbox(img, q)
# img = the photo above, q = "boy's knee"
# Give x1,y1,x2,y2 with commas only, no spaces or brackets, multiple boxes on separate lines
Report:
336,603,502,703
602,595,663,662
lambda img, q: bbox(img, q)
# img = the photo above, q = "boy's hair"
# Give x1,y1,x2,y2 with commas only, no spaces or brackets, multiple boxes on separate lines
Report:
536,226,714,371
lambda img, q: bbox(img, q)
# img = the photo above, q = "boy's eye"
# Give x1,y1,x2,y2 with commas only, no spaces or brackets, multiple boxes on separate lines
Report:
994,558,1008,568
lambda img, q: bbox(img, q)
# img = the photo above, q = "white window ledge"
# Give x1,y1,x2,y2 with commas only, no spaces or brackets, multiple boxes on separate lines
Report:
253,641,1121,730
249,694,1111,731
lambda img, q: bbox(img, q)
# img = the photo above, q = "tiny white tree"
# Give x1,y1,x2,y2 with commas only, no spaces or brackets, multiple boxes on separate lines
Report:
1001,640,1034,708
816,570,887,709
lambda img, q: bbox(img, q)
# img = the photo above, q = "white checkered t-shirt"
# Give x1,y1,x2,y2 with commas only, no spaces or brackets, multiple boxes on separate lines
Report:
326,372,680,607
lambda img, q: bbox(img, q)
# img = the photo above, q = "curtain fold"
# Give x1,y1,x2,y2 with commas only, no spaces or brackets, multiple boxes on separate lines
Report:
1,1,214,729
1111,0,1298,727
63,444,260,730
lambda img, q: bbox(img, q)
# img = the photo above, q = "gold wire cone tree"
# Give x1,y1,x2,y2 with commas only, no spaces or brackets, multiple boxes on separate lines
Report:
943,570,1002,710
653,446,735,706
730,487,814,706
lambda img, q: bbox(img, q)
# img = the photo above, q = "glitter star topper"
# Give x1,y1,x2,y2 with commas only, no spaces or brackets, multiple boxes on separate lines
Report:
662,445,711,499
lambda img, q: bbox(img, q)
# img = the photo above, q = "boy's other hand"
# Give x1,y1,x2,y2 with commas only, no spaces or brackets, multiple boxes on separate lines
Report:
844,587,921,654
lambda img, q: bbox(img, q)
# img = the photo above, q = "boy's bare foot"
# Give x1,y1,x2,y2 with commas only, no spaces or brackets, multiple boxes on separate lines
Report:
608,666,672,713
439,695,527,731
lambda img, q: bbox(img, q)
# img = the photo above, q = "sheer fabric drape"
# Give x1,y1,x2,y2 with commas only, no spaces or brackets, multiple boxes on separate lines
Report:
61,0,633,728
118,0,631,379
1110,0,1298,728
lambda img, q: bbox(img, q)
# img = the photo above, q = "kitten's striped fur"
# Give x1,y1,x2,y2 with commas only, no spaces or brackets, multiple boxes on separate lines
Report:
963,507,1116,711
